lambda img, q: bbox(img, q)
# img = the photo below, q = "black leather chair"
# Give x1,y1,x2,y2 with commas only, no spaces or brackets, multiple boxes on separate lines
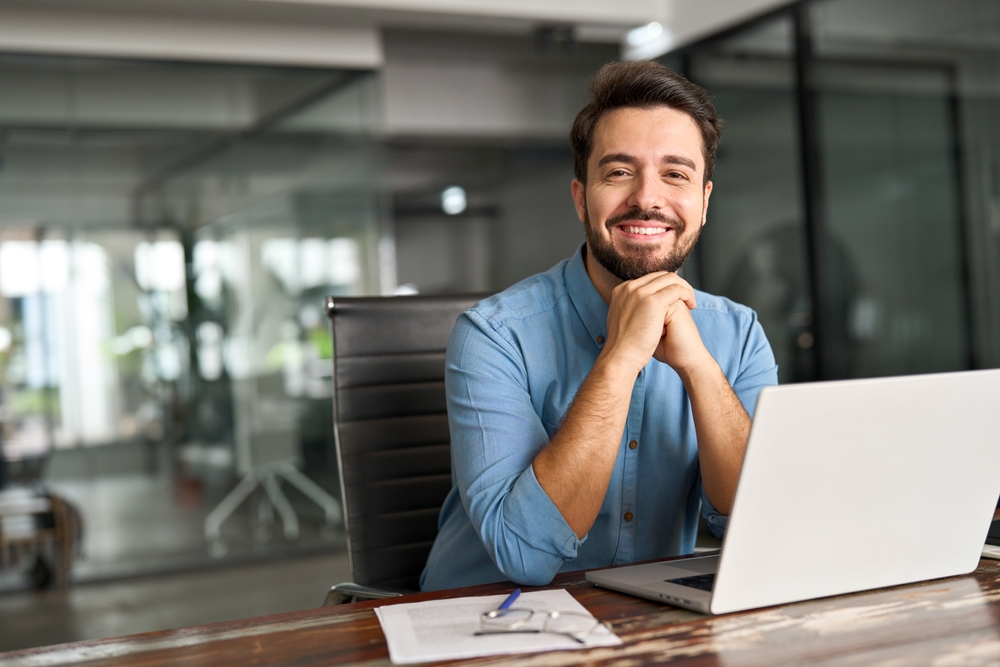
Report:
323,294,485,604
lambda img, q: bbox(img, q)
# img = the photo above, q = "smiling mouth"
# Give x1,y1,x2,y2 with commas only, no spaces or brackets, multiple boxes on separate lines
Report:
618,225,674,236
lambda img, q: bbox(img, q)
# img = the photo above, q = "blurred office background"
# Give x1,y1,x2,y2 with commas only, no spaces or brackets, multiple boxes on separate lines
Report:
0,0,998,651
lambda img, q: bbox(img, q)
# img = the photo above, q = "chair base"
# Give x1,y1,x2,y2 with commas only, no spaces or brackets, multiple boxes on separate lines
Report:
324,581,406,606
205,461,342,557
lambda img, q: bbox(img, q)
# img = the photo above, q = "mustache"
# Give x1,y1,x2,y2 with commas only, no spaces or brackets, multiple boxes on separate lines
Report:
605,209,685,233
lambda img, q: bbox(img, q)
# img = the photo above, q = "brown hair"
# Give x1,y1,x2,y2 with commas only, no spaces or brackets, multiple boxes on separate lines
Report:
570,60,722,184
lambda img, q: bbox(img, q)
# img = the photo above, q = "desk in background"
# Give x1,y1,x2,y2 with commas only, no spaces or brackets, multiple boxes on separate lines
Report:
4,558,1000,666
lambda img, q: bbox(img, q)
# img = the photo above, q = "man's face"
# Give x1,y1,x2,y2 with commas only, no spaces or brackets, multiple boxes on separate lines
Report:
572,105,712,283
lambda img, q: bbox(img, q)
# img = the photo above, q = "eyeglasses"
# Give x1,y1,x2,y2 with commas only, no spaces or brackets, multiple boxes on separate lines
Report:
475,607,610,644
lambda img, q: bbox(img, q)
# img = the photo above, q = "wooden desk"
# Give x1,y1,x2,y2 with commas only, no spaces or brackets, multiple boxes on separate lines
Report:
5,559,1000,666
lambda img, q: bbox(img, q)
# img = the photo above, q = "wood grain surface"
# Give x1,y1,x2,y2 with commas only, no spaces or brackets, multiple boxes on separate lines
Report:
4,559,1000,667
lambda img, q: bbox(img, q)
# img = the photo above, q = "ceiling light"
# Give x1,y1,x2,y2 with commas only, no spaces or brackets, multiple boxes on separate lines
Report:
441,186,467,215
627,22,662,46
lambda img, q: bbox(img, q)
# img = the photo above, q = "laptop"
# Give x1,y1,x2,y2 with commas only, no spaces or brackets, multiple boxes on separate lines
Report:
586,368,1000,615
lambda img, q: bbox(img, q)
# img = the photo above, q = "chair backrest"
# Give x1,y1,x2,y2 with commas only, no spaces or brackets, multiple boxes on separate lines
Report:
325,294,485,591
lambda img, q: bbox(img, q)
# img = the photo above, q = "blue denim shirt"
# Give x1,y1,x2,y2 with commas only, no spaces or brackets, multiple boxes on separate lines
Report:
420,244,777,591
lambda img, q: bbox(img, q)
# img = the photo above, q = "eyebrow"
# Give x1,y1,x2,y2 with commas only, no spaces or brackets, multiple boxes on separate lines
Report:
597,153,637,168
662,154,697,170
596,153,697,170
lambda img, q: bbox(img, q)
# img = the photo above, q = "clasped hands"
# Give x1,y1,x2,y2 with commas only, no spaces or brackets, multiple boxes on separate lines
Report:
602,271,712,380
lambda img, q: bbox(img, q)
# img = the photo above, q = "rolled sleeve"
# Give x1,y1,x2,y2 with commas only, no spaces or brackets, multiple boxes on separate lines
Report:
731,313,779,418
700,483,729,538
446,312,581,585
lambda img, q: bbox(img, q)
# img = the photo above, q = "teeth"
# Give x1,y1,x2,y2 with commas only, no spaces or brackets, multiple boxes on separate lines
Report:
622,226,665,235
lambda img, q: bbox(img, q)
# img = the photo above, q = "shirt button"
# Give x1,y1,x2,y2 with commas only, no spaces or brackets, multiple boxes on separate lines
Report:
596,335,605,344
628,440,638,450
624,512,634,522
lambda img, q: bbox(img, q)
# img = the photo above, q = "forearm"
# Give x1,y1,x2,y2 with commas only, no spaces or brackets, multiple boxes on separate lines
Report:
677,358,751,515
533,353,637,538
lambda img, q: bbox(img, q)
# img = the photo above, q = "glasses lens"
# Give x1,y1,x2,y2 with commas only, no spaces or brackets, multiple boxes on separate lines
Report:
545,612,599,637
481,608,533,630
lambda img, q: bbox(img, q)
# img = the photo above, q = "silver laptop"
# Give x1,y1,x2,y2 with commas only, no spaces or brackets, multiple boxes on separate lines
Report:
586,369,1000,615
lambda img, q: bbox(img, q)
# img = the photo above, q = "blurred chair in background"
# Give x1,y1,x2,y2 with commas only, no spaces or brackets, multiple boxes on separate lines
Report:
0,488,81,589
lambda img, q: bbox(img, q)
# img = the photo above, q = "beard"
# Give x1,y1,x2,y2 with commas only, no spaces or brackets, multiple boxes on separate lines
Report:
585,206,702,282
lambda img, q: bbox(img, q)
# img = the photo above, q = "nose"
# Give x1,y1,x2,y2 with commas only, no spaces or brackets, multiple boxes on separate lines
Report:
626,170,665,212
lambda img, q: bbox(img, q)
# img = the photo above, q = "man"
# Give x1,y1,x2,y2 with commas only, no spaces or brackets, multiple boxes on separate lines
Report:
420,60,777,591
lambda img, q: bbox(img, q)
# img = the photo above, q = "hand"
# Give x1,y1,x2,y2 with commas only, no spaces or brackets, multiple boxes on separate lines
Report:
603,272,709,376
652,287,711,374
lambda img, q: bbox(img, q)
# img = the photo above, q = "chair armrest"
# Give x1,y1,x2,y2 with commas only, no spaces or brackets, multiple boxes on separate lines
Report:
324,582,405,606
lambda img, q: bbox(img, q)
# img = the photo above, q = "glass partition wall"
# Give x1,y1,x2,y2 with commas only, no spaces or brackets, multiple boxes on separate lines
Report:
0,35,615,586
0,56,380,581
670,0,1000,380
673,16,813,384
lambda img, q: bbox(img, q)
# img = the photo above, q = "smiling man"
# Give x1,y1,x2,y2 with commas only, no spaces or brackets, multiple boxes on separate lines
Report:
420,61,778,590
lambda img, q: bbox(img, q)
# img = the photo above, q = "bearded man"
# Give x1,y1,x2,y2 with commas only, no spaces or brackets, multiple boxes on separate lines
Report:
421,60,777,590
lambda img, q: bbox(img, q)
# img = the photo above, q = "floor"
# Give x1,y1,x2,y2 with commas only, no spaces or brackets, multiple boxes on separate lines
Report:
0,550,352,654
0,440,345,586
43,470,341,582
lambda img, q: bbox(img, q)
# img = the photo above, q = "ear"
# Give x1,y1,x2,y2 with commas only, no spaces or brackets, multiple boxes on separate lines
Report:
571,179,587,223
701,180,713,226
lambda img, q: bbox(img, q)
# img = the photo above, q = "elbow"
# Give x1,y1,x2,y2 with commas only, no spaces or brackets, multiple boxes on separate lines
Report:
501,566,558,588
702,510,729,539
491,540,565,587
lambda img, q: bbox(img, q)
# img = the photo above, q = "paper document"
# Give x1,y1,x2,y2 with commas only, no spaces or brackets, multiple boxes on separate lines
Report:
374,588,622,664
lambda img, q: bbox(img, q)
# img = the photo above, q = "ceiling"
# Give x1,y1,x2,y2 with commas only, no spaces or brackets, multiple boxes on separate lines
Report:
0,0,792,68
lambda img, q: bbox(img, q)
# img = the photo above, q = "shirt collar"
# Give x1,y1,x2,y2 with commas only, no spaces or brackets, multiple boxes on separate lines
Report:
564,243,609,348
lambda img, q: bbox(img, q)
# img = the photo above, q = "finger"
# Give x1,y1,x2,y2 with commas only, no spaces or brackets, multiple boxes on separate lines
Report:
628,270,689,288
663,298,697,325
613,271,695,303
632,276,697,310
613,270,670,296
627,271,694,295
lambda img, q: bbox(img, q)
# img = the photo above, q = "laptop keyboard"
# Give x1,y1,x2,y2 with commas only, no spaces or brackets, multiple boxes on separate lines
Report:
666,573,716,591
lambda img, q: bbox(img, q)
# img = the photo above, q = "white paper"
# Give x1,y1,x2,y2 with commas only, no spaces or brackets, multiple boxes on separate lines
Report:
374,588,622,664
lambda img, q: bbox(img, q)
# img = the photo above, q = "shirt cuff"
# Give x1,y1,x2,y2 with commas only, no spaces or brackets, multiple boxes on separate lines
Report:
504,464,584,559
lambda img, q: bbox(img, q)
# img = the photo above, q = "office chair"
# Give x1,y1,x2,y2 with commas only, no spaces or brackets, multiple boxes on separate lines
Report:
323,293,485,604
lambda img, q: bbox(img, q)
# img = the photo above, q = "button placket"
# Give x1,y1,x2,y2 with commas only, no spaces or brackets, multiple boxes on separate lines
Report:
615,369,644,564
